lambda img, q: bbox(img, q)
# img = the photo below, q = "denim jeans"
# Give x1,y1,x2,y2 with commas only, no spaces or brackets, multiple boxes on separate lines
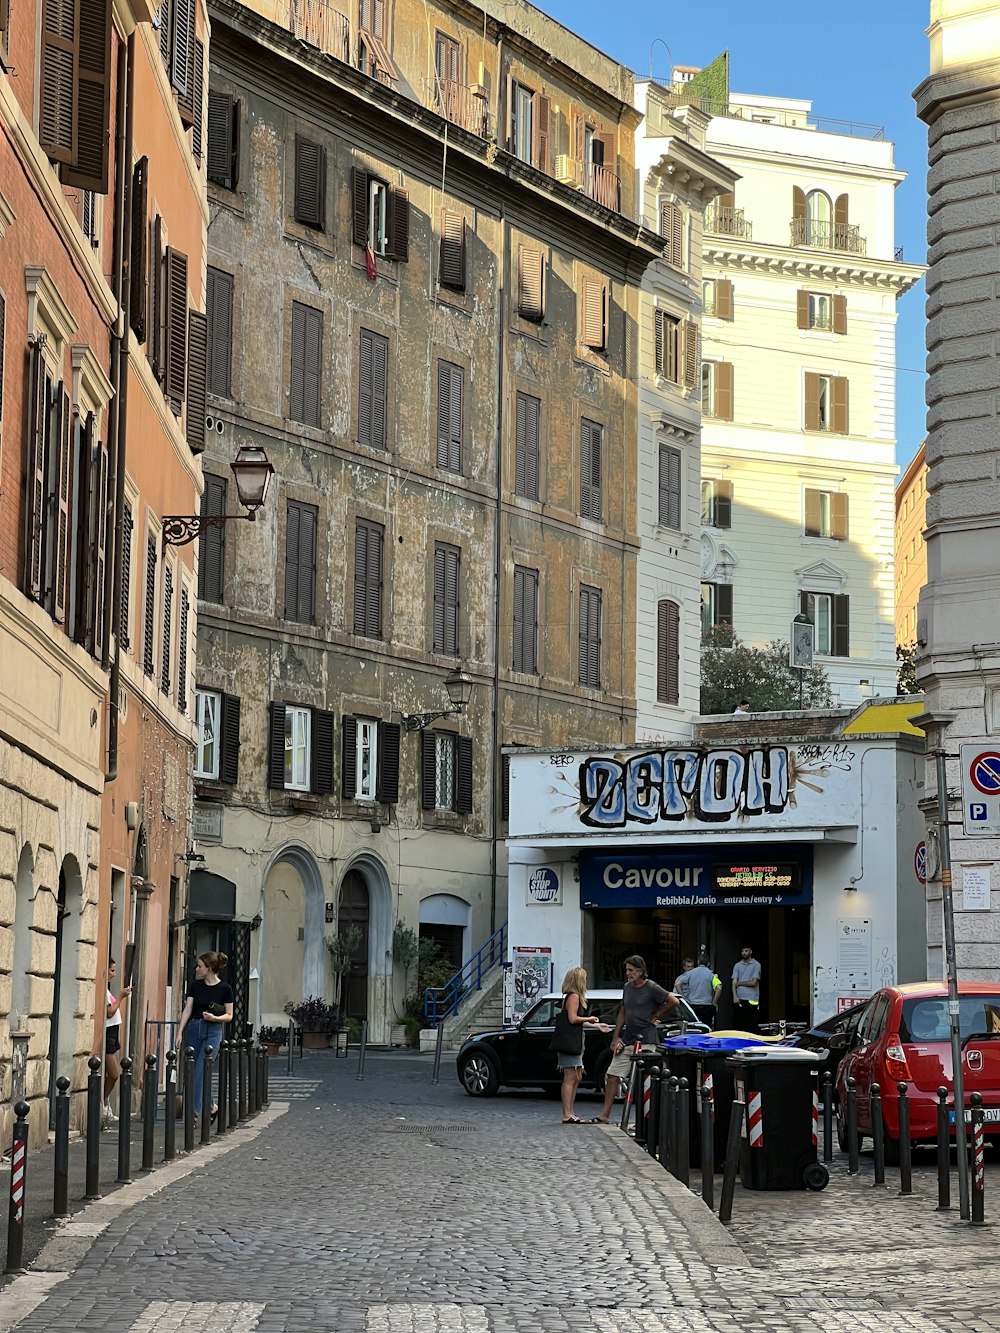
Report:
184,1019,219,1113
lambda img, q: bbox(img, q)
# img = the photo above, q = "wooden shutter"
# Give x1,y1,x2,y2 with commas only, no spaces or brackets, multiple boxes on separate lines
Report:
436,361,462,472
120,499,133,651
715,479,733,529
582,279,606,350
129,157,148,342
534,93,550,173
353,519,382,637
284,501,316,622
158,0,171,71
27,350,50,600
831,492,849,541
796,289,809,330
804,372,821,431
351,166,369,246
376,723,400,803
832,376,849,434
833,294,847,335
715,279,733,321
198,472,226,603
683,320,700,389
501,752,510,822
514,392,539,500
658,444,680,529
513,566,526,672
370,331,387,448
220,692,241,783
835,193,849,227
833,594,850,656
420,732,436,810
714,362,733,421
440,210,466,290
580,419,602,520
804,488,821,537
39,0,79,165
657,600,679,705
64,0,111,192
177,588,189,714
341,717,358,797
517,245,543,321
176,0,196,124
792,185,806,222
160,562,173,693
294,136,325,229
207,92,238,189
170,0,192,99
151,214,163,377
660,202,682,267
49,388,71,624
267,702,286,789
654,309,663,377
192,37,204,161
579,586,601,687
717,583,734,626
289,303,322,427
289,302,306,424
186,309,207,452
164,246,188,404
388,187,409,262
91,433,108,651
456,735,473,815
310,708,334,794
206,266,233,397
142,532,156,676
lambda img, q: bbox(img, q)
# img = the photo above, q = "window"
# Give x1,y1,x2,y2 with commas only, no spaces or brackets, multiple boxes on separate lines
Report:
804,372,849,434
206,267,233,398
284,499,317,623
293,136,325,230
356,719,378,800
581,279,607,351
433,542,460,656
157,0,198,125
267,702,334,793
198,473,226,603
657,444,681,529
289,301,322,428
659,200,683,269
702,360,733,421
342,716,400,803
580,419,602,521
186,309,208,453
514,392,540,501
805,189,831,247
40,0,113,193
352,167,408,261
357,0,398,81
129,159,148,343
358,328,388,449
207,92,240,190
436,361,462,472
797,290,846,334
435,733,455,808
804,489,848,540
657,600,680,706
513,565,538,675
655,310,679,382
421,731,473,813
800,592,850,657
702,279,715,316
440,210,466,291
700,582,733,640
285,705,310,791
701,479,732,529
578,585,601,688
517,245,545,322
510,81,534,164
194,688,220,778
703,278,733,320
353,518,383,638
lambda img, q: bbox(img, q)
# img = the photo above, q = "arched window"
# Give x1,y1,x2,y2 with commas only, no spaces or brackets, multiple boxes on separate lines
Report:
656,600,680,706
805,190,831,247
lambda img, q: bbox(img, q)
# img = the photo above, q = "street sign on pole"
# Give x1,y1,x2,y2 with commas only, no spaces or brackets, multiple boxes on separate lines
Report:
960,745,1000,836
790,614,814,670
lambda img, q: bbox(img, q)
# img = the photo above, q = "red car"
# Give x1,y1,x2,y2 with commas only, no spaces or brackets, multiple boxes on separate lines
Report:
835,982,1000,1162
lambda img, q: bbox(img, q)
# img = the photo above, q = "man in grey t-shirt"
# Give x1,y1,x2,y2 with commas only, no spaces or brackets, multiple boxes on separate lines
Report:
686,957,721,1029
595,955,677,1124
732,945,762,1032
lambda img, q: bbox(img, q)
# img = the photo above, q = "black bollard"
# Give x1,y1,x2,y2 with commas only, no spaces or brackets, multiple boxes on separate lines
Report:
676,1077,691,1187
262,1042,270,1105
116,1057,133,1183
646,1067,661,1159
897,1081,912,1196
970,1093,986,1227
822,1072,834,1164
201,1046,215,1145
85,1055,102,1200
871,1082,886,1187
5,1100,30,1274
141,1054,157,1172
700,1083,715,1212
431,1022,444,1086
657,1065,671,1167
183,1046,196,1153
163,1052,176,1161
936,1086,952,1211
247,1039,257,1114
53,1076,71,1217
217,1041,230,1135
718,1099,745,1225
356,1019,368,1081
255,1046,264,1112
846,1076,860,1175
634,1061,648,1146
663,1076,678,1173
227,1039,238,1129
238,1039,248,1121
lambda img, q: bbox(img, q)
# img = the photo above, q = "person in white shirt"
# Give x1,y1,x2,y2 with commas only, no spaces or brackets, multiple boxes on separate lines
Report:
104,959,131,1124
733,700,751,715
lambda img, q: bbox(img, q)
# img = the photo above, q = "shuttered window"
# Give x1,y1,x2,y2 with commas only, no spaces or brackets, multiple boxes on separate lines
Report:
702,360,733,421
120,499,133,652
163,245,188,407
436,361,462,472
65,0,112,193
342,717,401,802
186,309,207,452
160,563,173,694
659,200,683,269
177,588,189,714
206,266,233,397
514,391,540,501
207,91,239,190
353,518,383,638
715,279,734,321
657,444,681,530
433,542,460,656
142,532,157,677
517,245,544,321
49,387,72,625
421,732,472,814
655,310,679,382
804,488,849,540
701,479,732,529
39,0,78,166
801,591,850,657
580,418,602,521
440,210,466,290
683,320,700,390
578,584,601,689
289,301,322,427
283,499,317,624
198,473,226,603
195,689,241,782
191,37,204,161
512,565,538,675
170,0,194,107
700,583,733,639
804,373,849,434
293,135,326,230
129,158,148,342
581,279,606,350
657,600,680,706
24,346,48,602
267,703,334,794
358,328,388,449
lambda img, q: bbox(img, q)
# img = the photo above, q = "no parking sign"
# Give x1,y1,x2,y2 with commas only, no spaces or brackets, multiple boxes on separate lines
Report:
961,745,1000,836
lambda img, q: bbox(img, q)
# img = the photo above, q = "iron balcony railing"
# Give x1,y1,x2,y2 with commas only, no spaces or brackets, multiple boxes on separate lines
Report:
662,92,885,141
790,217,867,257
423,921,508,1025
705,204,751,240
586,160,621,212
424,75,493,139
283,0,350,62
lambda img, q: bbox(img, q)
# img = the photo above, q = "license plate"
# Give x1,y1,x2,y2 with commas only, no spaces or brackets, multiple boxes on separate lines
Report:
948,1107,1000,1124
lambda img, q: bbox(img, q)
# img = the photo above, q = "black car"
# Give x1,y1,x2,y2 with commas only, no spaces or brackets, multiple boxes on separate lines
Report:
789,999,870,1095
456,989,709,1098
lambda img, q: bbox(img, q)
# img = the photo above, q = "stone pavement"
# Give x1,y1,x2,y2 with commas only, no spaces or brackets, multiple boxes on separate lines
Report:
0,1050,999,1332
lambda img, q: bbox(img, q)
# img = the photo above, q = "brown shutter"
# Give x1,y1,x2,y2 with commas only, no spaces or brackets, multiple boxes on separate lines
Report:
440,209,466,290
456,735,473,815
198,473,226,603
158,0,171,70
715,361,733,421
831,492,849,541
294,136,325,229
160,562,173,693
40,0,79,165
717,191,734,211
186,309,207,452
191,37,204,161
206,265,233,397
90,431,108,651
164,245,188,404
150,213,163,376
142,531,156,676
51,389,72,623
683,320,700,388
804,372,821,431
177,588,189,713
129,157,148,341
657,600,679,706
534,93,550,172
25,345,47,600
833,595,850,657
64,0,111,192
716,479,733,528
832,376,849,434
833,294,847,335
804,489,821,537
119,498,132,651
289,301,305,423
796,289,809,330
792,185,806,221
835,193,849,226
170,0,192,100
716,279,733,321
582,279,605,350
517,245,543,321
654,309,663,377
207,92,238,189
352,166,369,246
388,187,409,261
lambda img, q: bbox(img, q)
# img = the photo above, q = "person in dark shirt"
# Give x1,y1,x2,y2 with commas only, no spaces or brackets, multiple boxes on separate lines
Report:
178,951,234,1119
594,955,677,1125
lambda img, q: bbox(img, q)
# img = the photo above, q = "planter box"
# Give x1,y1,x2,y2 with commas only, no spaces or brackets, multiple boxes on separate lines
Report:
302,1031,331,1050
390,1025,408,1047
419,1028,439,1053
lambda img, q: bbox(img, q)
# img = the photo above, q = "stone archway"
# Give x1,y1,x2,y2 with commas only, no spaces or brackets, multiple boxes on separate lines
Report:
336,853,392,1044
258,843,326,1023
49,855,84,1126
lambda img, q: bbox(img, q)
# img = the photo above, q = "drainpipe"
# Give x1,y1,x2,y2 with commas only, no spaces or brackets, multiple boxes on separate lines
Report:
490,205,506,935
106,31,136,781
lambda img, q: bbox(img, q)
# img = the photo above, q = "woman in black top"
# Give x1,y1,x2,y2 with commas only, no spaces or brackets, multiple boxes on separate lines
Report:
178,952,234,1119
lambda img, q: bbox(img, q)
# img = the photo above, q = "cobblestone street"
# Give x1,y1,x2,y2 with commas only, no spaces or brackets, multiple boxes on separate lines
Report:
2,1051,1000,1333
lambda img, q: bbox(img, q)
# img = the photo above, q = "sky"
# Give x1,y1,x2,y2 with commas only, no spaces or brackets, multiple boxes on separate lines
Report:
536,0,931,471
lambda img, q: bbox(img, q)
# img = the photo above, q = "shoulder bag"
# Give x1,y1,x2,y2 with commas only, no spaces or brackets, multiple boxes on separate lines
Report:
550,1000,585,1056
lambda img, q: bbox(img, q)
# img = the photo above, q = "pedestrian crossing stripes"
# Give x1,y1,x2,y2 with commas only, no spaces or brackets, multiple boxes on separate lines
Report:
265,1077,321,1099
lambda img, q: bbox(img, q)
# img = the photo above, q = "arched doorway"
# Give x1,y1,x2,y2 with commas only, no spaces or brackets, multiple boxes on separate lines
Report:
335,854,393,1043
338,871,369,1022
48,856,83,1126
258,844,326,1024
12,844,34,1028
418,893,471,972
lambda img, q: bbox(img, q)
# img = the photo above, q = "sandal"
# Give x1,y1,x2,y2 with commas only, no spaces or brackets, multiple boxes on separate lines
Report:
561,1116,584,1124
590,1117,609,1124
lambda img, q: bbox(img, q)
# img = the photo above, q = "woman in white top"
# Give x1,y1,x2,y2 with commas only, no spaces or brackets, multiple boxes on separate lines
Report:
104,959,131,1123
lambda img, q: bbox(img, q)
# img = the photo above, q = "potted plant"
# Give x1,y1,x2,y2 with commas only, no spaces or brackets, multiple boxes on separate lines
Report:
284,997,339,1049
257,1025,285,1056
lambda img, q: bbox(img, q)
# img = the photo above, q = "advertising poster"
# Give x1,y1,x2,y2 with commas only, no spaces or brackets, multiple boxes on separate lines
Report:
962,865,992,912
511,947,552,1022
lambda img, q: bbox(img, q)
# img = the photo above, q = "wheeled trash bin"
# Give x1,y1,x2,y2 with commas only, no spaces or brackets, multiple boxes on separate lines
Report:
728,1046,829,1191
662,1034,763,1165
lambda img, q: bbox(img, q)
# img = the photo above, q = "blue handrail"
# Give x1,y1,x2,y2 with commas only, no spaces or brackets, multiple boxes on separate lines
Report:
423,922,507,1025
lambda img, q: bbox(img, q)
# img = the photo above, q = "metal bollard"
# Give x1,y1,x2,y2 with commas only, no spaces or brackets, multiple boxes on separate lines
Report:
897,1081,912,1196
657,1066,671,1167
262,1043,270,1105
85,1055,102,1200
356,1019,368,1081
646,1067,661,1159
227,1039,238,1129
5,1100,30,1274
431,1022,445,1085
163,1051,177,1161
700,1083,715,1212
871,1082,886,1187
936,1086,951,1211
183,1047,196,1153
667,1076,680,1175
286,1019,295,1075
970,1093,986,1227
238,1039,248,1121
217,1041,229,1134
141,1054,157,1172
117,1058,134,1183
822,1072,834,1164
676,1077,690,1187
619,1061,638,1133
53,1076,71,1217
200,1046,214,1145
634,1062,649,1146
247,1038,257,1114
718,1099,745,1225
846,1076,860,1175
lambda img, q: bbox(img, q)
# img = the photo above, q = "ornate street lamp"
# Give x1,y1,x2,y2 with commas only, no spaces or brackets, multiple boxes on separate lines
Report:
162,445,274,549
400,668,475,731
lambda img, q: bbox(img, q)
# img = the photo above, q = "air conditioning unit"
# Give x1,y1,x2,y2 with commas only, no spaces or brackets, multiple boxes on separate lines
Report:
555,154,581,187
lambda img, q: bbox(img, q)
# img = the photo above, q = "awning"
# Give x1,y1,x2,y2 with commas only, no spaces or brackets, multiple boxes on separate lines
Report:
187,870,237,920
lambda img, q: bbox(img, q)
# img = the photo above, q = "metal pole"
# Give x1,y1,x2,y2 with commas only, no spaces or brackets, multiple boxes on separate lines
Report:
262,1045,270,1106
356,1019,368,1081
897,1081,912,1196
936,1086,952,1210
431,1021,444,1085
248,1039,257,1114
116,1057,133,1182
846,1076,859,1175
287,1020,294,1076
657,1065,671,1167
667,1075,680,1174
217,1041,229,1134
85,1056,102,1200
822,1071,833,1164
871,1082,886,1187
936,742,970,1221
227,1039,238,1129
676,1077,690,1188
700,1083,714,1211
718,1100,745,1225
141,1054,157,1172
646,1067,661,1159
970,1093,986,1227
163,1051,176,1161
53,1077,71,1217
183,1046,195,1153
5,1101,30,1274
238,1039,248,1121
200,1046,214,1145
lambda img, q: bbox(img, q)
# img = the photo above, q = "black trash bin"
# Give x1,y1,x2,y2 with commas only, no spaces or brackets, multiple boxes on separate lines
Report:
663,1035,763,1165
728,1047,829,1191
630,1049,666,1144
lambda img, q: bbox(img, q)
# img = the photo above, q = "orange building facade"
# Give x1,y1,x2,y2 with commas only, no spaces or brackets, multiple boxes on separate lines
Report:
895,443,927,650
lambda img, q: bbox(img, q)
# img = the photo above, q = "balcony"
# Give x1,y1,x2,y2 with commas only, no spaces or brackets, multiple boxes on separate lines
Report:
282,0,350,63
790,218,867,257
705,204,751,241
423,76,493,139
553,155,621,212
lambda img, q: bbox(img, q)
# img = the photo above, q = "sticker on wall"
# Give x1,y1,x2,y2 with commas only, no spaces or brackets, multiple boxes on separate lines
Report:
962,864,992,912
511,947,552,1022
526,867,561,905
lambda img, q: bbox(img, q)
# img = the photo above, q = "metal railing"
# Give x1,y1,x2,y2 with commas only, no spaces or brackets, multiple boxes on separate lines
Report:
790,217,867,257
424,75,493,139
586,161,621,212
662,92,884,140
282,0,349,62
423,921,508,1025
705,204,751,240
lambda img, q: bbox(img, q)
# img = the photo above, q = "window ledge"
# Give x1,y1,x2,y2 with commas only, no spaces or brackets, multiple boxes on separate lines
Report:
289,795,320,812
194,780,224,799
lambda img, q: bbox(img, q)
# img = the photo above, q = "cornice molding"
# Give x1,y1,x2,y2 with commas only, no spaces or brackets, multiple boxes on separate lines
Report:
644,140,739,209
704,242,924,293
646,412,696,446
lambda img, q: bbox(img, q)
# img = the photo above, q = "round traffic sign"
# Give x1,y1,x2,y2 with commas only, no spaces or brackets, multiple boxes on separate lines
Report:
969,752,1000,796
914,842,926,885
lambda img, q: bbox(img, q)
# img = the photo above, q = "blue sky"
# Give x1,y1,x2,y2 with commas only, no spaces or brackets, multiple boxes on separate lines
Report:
536,1,929,470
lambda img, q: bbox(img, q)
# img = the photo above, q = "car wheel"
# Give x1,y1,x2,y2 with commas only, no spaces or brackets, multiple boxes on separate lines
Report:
836,1102,861,1154
458,1050,499,1097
